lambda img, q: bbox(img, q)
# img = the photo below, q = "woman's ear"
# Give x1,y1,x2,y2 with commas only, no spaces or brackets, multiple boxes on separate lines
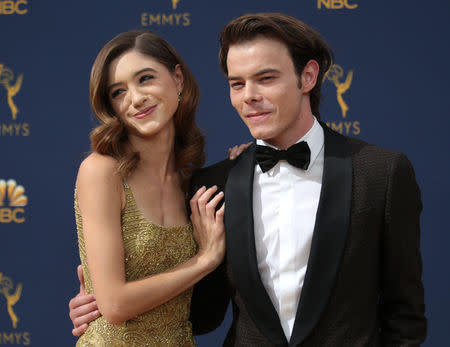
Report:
174,64,184,92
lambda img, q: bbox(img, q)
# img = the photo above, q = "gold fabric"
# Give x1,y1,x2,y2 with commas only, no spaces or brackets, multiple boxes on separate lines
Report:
74,184,197,347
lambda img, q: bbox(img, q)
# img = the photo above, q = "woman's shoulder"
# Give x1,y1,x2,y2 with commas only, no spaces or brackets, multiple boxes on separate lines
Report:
75,153,125,211
77,153,121,186
80,152,118,172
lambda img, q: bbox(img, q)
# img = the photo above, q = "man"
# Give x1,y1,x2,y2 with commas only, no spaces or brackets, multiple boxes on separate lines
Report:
70,13,427,346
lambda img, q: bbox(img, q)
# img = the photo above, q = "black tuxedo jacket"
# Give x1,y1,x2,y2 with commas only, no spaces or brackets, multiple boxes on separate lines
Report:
189,125,426,346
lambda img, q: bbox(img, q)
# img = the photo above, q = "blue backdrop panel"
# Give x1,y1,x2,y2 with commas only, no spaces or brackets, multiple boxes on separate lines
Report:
0,0,449,346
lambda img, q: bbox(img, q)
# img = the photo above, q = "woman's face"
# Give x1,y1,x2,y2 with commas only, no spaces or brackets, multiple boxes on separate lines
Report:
107,50,183,140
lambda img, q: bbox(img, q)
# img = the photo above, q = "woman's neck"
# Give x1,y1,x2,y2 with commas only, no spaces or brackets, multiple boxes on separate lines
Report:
127,124,177,183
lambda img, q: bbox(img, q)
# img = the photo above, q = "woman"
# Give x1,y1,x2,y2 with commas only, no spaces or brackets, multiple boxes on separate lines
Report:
74,30,226,346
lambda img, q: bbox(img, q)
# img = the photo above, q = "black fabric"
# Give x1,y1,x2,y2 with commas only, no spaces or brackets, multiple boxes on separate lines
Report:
189,124,427,346
255,141,310,173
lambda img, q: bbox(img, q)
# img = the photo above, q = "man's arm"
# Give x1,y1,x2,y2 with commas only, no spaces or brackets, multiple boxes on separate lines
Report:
380,153,427,345
68,265,101,336
190,260,231,335
188,158,236,334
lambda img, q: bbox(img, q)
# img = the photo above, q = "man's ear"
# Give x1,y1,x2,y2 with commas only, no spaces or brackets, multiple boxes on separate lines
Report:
301,60,319,93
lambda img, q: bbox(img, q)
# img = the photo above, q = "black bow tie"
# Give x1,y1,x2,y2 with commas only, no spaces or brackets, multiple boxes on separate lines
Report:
255,141,311,173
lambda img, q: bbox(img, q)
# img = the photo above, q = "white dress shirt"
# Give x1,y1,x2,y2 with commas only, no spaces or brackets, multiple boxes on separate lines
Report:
253,117,324,340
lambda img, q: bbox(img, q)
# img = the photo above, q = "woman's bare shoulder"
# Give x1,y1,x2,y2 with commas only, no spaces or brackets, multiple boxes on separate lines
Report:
77,153,121,187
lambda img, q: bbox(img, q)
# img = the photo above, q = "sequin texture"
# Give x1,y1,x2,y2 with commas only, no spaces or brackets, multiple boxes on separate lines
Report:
74,184,197,346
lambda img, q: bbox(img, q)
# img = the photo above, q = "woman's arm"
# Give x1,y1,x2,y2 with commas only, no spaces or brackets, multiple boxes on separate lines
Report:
228,142,252,159
77,153,225,325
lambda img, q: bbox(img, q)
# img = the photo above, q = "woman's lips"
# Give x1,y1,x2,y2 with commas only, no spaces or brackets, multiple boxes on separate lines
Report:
134,105,157,119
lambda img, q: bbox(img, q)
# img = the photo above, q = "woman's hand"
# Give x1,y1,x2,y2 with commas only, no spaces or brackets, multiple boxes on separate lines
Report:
190,186,225,271
228,142,252,160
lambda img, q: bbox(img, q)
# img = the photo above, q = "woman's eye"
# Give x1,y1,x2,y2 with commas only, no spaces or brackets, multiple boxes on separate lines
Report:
111,89,124,99
140,75,154,83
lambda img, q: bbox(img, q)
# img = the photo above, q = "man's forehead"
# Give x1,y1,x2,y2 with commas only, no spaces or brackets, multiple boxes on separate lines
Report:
227,36,288,53
226,38,292,77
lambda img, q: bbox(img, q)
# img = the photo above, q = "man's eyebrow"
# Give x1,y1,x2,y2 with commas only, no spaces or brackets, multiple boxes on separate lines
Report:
107,68,158,92
227,68,280,81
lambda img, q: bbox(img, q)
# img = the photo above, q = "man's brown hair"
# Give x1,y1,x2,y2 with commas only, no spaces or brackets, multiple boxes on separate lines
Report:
219,13,333,119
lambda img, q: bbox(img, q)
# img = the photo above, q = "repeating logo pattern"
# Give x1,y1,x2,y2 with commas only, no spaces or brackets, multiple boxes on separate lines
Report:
0,0,28,15
141,0,190,27
0,272,22,329
0,272,30,345
0,179,27,207
0,179,27,223
324,64,353,118
323,63,360,135
317,0,358,10
172,0,180,10
0,64,23,121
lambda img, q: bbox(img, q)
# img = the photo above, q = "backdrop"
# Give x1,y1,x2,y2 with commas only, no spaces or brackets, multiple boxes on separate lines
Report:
1,0,449,346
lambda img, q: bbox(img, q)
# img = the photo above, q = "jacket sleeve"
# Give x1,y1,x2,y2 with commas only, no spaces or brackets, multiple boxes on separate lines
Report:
188,159,233,335
190,260,231,335
380,153,427,346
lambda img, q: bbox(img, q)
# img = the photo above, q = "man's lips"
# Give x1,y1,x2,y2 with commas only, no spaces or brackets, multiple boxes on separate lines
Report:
245,111,271,120
134,105,157,119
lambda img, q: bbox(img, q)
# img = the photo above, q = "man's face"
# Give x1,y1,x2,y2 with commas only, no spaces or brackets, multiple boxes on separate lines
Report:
226,37,313,149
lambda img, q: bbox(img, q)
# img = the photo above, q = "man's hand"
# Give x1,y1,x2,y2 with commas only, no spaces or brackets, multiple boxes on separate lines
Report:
68,265,101,336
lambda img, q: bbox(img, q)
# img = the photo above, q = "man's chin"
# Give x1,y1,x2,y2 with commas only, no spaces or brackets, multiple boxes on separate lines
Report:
248,129,268,141
251,132,272,143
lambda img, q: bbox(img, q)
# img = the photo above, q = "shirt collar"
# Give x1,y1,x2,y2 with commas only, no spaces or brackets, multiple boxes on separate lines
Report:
256,116,324,173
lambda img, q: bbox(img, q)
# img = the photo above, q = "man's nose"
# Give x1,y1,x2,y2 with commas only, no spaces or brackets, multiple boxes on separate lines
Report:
243,83,262,103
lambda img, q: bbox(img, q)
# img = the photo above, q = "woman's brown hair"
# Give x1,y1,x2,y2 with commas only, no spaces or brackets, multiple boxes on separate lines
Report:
89,30,205,192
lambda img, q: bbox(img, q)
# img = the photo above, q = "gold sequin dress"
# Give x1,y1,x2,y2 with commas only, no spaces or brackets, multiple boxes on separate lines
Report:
74,184,197,347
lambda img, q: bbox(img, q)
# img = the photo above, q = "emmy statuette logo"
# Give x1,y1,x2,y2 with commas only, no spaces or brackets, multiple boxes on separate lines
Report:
0,64,23,120
0,273,22,329
324,64,353,118
0,179,27,223
172,0,180,10
0,62,29,136
324,64,360,135
0,272,30,345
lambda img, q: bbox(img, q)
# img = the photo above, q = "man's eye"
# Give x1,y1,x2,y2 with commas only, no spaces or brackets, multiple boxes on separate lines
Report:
230,82,244,88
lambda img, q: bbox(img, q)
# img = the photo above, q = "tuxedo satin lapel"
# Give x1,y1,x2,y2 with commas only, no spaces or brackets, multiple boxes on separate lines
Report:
225,143,288,346
289,124,352,346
